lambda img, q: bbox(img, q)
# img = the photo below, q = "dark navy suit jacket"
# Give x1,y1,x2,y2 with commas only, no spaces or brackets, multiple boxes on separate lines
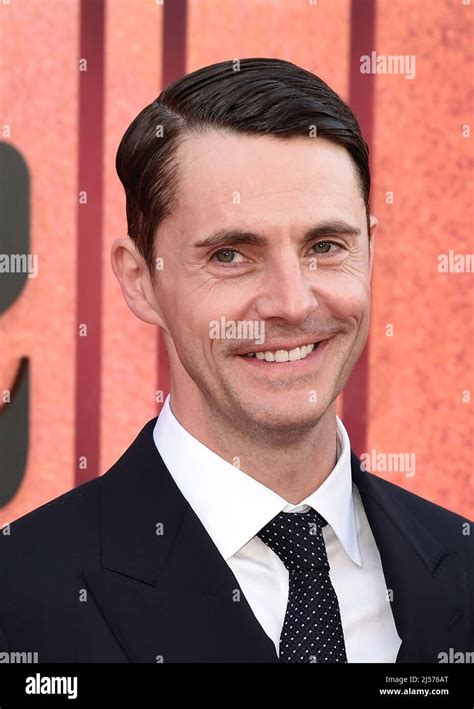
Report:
0,418,472,662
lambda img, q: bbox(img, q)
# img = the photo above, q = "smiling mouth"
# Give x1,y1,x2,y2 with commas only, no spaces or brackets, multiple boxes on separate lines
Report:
239,341,321,363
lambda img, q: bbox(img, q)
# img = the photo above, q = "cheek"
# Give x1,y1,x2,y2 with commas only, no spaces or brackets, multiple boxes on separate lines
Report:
174,306,223,363
319,274,370,321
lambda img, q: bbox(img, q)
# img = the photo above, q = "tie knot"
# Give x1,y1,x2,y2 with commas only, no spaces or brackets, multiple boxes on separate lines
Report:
257,508,329,574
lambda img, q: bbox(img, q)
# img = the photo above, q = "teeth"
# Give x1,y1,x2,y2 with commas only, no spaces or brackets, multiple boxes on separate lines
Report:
248,343,315,362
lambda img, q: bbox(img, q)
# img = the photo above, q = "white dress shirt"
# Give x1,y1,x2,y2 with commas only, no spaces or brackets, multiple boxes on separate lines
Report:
153,395,402,662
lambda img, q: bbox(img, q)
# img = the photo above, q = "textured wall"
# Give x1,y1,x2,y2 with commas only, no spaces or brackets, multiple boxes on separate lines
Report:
0,0,472,525
369,0,473,518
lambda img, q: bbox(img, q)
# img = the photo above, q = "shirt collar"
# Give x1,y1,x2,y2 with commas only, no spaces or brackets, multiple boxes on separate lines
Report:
153,395,361,566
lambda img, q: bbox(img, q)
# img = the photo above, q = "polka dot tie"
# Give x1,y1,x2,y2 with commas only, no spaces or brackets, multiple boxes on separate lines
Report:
257,508,348,663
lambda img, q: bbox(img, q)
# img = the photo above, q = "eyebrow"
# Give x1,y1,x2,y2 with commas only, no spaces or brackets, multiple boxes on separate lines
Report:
192,220,361,250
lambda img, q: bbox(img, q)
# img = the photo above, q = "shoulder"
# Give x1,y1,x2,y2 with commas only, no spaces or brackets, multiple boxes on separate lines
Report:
0,476,101,572
362,469,473,555
0,415,159,573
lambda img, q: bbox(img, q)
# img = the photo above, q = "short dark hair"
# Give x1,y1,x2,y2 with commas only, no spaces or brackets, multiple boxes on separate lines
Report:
116,58,371,277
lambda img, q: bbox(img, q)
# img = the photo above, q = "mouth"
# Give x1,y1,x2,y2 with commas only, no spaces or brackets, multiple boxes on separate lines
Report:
237,340,324,363
234,338,334,379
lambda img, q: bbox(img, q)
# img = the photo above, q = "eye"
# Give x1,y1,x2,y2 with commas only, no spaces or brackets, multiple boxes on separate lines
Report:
310,241,343,256
211,248,245,265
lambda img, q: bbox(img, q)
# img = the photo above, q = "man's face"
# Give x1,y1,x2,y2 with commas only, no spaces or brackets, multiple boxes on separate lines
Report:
153,130,375,434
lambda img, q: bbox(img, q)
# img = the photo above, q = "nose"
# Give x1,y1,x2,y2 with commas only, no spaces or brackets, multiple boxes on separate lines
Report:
254,255,318,325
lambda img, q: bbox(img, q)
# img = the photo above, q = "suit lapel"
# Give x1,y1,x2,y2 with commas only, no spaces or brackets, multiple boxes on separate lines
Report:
83,418,278,663
351,452,470,662
83,417,469,663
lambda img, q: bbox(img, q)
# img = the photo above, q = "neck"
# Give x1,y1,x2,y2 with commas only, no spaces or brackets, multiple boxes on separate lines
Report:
168,389,338,505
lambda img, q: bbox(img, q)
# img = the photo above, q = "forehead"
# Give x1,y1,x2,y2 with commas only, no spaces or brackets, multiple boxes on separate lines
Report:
172,130,364,234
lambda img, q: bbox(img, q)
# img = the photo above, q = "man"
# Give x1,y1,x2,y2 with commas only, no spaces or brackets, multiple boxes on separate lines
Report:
0,58,472,663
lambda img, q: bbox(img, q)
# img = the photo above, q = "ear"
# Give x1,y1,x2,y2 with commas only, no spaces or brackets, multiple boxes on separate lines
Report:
111,237,169,331
368,215,377,280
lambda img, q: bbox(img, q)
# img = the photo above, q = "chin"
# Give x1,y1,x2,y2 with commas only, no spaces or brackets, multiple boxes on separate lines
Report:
240,398,330,433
